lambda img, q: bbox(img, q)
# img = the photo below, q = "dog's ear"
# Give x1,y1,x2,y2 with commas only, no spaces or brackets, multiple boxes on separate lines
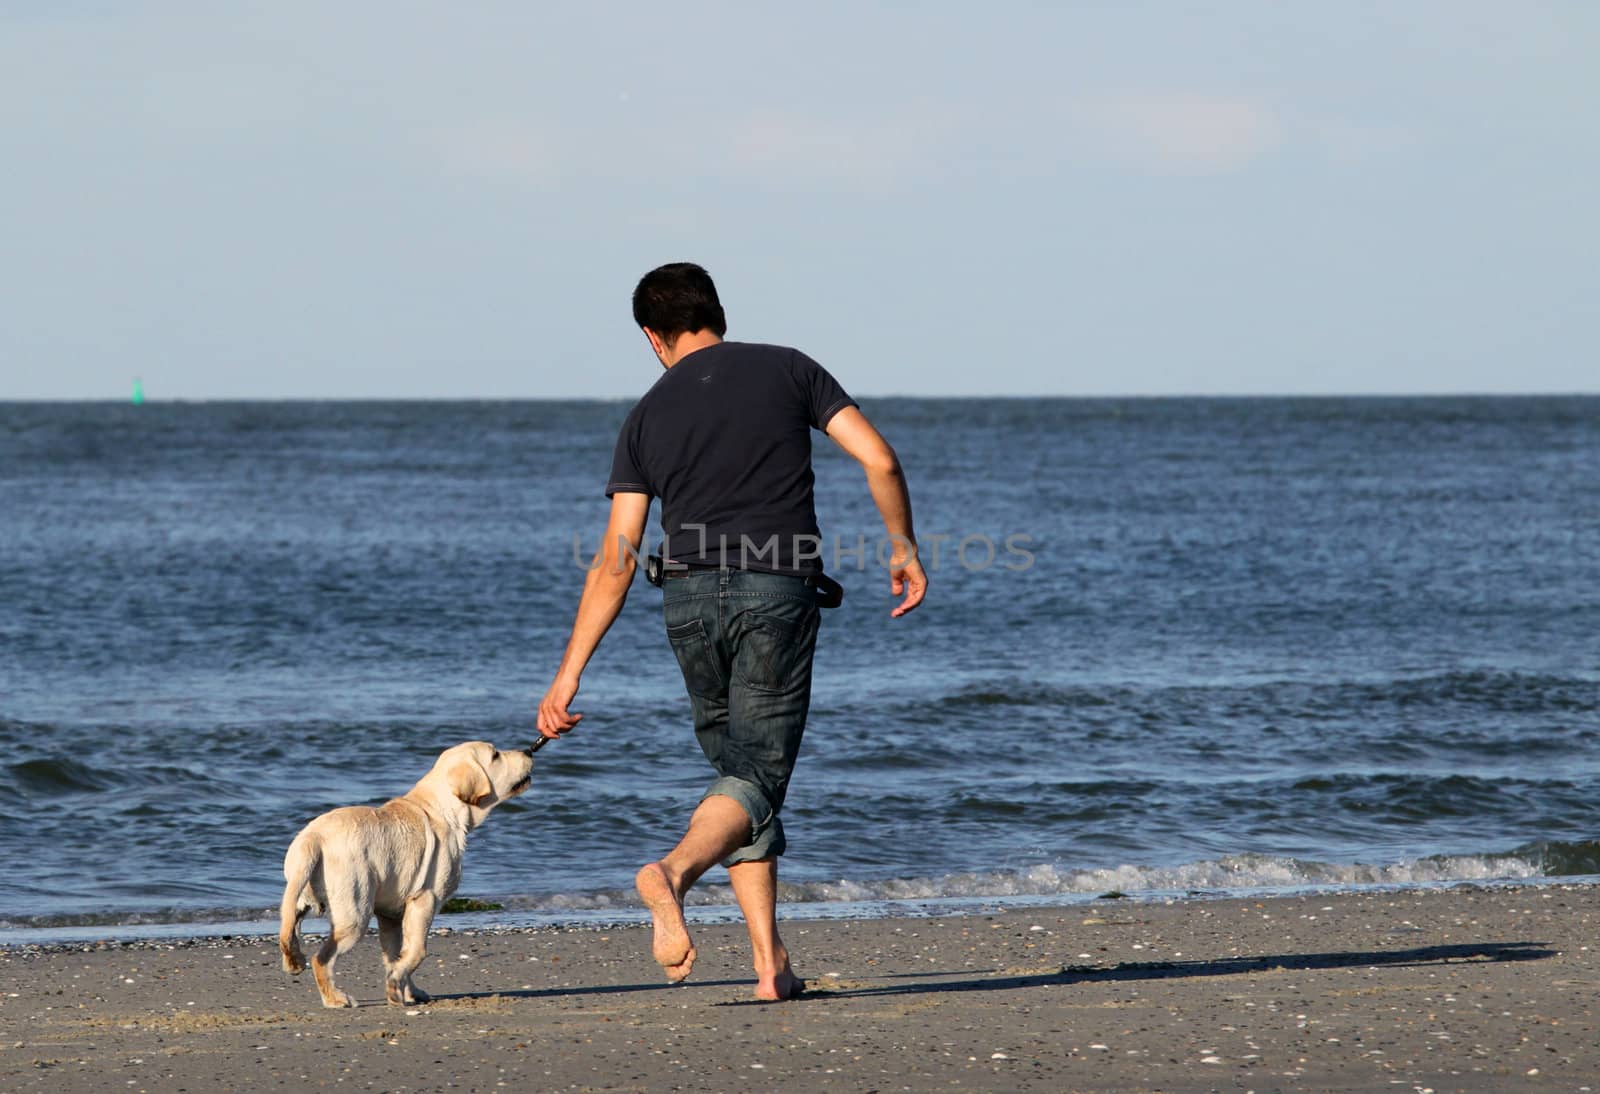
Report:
447,761,493,807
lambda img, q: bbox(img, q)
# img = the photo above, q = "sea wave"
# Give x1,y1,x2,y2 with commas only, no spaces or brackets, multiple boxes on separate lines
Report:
6,843,1590,941
931,670,1600,714
546,847,1555,909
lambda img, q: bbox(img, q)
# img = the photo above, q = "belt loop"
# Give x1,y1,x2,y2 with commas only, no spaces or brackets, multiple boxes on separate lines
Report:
719,567,731,591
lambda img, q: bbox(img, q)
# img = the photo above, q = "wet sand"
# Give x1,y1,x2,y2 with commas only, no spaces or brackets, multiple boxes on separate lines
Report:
2,883,1597,1092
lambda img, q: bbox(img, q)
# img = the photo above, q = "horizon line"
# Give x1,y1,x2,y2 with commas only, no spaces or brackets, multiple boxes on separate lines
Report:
4,390,1599,404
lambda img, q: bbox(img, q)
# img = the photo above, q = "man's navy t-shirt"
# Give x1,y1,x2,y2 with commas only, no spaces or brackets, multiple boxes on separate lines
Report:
606,341,856,574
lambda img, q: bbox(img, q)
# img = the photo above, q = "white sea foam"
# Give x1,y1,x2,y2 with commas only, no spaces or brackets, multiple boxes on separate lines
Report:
501,849,1550,914
0,850,1572,945
0,850,1561,934
771,852,1545,905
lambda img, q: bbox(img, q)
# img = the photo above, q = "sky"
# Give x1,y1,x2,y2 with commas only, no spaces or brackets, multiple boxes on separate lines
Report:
2,1,1595,399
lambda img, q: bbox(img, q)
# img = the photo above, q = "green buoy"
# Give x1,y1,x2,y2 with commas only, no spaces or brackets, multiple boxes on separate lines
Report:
131,378,144,405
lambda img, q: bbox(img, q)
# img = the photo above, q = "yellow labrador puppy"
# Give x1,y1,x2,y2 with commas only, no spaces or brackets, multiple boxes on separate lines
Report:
279,741,535,1008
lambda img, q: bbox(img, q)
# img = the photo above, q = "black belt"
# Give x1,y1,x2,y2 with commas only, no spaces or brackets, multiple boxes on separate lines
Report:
658,563,717,580
645,555,843,609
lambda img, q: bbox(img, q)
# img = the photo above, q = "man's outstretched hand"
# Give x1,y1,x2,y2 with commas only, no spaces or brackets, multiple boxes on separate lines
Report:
890,555,927,618
536,675,584,740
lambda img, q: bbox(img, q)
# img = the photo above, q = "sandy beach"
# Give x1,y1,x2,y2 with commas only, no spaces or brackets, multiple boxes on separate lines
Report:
2,883,1596,1092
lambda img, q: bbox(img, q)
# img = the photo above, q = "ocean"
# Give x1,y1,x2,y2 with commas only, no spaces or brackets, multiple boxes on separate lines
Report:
2,397,1597,942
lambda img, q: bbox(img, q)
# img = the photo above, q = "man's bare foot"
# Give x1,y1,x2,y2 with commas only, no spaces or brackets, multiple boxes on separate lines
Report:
754,959,805,1001
635,862,696,982
754,944,804,1001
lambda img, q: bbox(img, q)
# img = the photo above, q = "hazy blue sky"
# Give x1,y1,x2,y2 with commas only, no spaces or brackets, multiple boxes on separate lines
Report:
3,2,1595,399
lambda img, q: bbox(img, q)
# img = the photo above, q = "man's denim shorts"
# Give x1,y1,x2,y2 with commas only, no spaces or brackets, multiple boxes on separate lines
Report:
661,568,821,865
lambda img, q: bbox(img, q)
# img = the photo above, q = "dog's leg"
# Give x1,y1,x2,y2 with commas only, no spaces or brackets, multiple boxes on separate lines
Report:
311,921,363,1008
279,833,319,975
377,913,409,1005
385,896,436,1005
281,902,311,975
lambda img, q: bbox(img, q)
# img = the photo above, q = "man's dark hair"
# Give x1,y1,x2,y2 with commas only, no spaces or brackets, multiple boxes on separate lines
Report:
632,262,728,341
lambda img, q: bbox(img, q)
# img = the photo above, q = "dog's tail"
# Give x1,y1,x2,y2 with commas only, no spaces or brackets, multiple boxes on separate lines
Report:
279,829,320,975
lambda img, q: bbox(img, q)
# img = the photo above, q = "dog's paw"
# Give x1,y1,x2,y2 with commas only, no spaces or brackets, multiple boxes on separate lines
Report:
386,979,431,1005
319,990,357,1009
282,956,305,975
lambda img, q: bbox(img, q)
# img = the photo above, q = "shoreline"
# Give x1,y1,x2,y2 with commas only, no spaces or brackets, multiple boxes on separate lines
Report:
3,874,1594,952
3,884,1596,1091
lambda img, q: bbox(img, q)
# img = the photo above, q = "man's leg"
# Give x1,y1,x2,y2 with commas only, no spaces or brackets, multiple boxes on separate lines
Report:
727,857,803,1001
635,793,750,982
716,574,817,1000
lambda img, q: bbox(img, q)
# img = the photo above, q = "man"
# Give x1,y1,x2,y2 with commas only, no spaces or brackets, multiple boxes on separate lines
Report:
536,262,926,1001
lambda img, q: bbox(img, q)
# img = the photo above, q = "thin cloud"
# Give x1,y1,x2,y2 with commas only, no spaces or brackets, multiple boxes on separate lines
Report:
1065,92,1284,175
725,109,947,191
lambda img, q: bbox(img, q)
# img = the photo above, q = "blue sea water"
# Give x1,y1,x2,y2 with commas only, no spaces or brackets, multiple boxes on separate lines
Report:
1,397,1597,940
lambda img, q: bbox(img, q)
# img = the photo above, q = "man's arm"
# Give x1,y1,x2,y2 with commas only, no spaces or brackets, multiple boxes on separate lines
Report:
825,406,927,617
536,491,652,738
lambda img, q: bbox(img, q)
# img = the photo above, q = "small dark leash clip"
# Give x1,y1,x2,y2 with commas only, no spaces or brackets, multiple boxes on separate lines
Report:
810,572,844,610
645,554,665,587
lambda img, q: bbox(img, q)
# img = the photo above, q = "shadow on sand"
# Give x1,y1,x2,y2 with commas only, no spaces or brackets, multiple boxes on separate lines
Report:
745,939,1556,1006
426,977,748,1003
423,940,1552,1007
